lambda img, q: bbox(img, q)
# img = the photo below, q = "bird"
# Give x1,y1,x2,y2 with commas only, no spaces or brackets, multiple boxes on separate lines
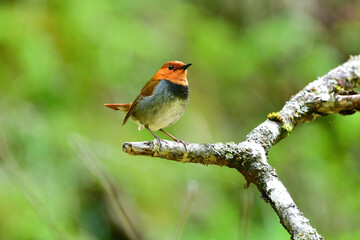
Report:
104,60,192,149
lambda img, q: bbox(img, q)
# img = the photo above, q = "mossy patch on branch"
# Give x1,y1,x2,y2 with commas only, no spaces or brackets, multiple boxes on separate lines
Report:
281,123,294,134
335,85,344,92
267,112,283,122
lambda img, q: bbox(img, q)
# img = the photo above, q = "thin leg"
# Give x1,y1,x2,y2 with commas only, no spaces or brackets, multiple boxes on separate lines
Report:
145,126,162,148
160,129,188,151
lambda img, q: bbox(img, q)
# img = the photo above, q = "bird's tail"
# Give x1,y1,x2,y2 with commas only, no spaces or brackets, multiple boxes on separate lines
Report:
104,103,132,113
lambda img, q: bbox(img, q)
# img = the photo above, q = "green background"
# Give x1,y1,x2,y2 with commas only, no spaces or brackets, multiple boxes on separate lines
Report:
0,0,359,239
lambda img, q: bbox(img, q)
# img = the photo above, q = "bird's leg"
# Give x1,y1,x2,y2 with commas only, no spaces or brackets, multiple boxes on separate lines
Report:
145,126,162,148
160,129,187,151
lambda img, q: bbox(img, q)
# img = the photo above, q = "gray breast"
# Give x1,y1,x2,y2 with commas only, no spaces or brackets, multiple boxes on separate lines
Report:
131,79,189,130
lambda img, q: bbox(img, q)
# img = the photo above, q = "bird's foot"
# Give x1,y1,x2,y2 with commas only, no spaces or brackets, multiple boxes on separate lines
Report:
154,136,163,150
176,139,188,152
159,129,188,152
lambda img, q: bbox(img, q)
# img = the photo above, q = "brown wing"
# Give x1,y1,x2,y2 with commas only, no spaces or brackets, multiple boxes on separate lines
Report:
122,79,160,125
104,103,131,112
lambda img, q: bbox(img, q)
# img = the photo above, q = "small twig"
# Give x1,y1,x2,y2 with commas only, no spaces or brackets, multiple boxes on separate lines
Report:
0,131,67,240
72,135,143,240
173,180,198,240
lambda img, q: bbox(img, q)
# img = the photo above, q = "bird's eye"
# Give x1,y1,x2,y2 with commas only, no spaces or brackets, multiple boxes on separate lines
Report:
168,65,174,70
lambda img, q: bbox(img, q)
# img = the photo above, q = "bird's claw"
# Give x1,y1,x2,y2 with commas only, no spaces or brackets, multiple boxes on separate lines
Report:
175,139,188,152
154,137,163,151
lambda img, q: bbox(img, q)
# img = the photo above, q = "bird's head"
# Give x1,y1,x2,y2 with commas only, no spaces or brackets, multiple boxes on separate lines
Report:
152,61,192,86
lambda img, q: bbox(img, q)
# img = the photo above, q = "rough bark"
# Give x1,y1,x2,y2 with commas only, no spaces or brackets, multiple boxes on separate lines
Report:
122,55,360,240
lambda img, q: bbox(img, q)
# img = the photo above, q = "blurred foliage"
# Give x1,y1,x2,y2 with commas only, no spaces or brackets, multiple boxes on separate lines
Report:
0,0,360,239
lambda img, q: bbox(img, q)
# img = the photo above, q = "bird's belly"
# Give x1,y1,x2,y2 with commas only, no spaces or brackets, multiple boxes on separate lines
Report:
132,98,188,131
130,79,189,131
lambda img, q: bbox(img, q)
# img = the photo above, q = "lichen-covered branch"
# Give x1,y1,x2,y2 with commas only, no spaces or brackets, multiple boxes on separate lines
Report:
122,55,360,240
248,55,360,151
124,140,323,239
313,92,360,115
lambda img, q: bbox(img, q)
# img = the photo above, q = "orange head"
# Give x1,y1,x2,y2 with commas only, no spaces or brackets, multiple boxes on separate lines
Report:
152,61,192,86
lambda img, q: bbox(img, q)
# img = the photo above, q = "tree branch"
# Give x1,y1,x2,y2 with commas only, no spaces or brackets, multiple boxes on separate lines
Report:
122,55,360,239
313,92,360,115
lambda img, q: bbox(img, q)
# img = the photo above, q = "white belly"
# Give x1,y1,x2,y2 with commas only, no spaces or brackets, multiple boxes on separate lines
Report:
146,99,186,130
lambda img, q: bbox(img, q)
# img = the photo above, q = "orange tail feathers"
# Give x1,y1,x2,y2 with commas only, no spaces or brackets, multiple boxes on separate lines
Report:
104,103,132,113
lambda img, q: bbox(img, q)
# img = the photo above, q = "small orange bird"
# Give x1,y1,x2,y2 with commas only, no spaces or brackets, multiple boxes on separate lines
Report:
105,61,192,149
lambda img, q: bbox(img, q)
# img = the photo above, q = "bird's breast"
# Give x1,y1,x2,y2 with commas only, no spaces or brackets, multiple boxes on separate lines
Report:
131,79,189,130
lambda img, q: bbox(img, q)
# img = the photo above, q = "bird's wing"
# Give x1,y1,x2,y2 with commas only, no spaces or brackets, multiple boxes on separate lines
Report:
122,79,160,125
104,103,131,112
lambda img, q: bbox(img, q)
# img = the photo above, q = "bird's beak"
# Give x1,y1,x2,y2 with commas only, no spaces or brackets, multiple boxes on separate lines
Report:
179,63,192,70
